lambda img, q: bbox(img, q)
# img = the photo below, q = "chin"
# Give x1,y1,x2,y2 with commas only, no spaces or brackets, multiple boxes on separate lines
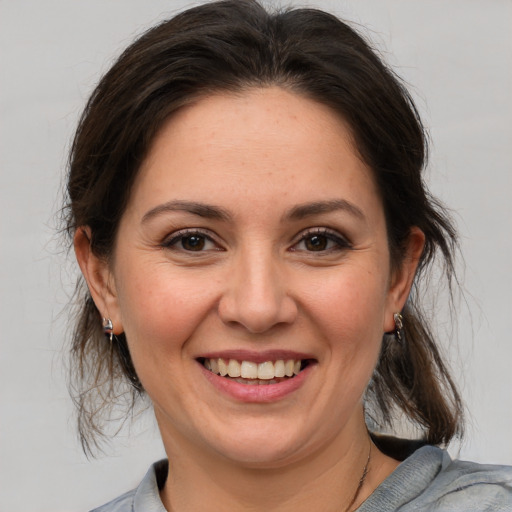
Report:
204,419,322,469
218,441,307,469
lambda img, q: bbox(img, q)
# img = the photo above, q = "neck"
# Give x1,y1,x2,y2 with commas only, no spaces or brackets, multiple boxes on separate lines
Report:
158,412,398,512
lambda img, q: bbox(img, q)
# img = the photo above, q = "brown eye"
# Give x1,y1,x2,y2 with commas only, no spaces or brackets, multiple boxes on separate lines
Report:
162,229,221,253
181,235,206,251
305,234,328,251
290,228,352,253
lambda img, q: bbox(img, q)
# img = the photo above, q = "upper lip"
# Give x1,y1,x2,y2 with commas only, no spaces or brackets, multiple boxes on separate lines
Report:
196,349,316,364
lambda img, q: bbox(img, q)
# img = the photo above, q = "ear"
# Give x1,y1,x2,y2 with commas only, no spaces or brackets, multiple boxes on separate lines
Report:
73,226,123,334
383,226,425,332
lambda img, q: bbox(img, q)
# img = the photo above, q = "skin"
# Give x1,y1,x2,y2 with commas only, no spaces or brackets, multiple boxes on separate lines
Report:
76,87,425,511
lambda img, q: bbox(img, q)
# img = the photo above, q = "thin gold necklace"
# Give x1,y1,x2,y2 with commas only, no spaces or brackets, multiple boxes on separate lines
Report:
343,441,372,512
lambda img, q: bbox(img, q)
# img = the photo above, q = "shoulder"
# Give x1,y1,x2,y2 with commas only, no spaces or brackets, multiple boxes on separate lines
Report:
359,444,512,511
90,488,136,512
89,460,168,512
424,453,512,510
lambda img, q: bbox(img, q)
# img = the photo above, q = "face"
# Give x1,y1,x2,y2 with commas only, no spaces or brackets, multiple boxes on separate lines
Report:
83,88,418,468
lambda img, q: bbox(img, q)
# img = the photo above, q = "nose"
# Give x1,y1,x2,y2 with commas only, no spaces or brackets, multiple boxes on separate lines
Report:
218,247,298,334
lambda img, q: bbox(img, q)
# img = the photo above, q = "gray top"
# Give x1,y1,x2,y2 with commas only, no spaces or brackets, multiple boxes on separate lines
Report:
91,446,512,511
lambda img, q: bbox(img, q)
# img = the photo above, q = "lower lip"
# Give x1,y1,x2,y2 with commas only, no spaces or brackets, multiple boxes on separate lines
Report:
199,362,314,403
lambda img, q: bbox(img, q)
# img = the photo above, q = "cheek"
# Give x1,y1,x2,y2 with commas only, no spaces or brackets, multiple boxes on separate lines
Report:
316,272,388,399
302,264,389,354
115,266,220,367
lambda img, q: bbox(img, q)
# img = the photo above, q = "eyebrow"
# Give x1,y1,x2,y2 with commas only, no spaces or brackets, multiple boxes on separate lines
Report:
284,199,365,222
141,200,232,223
141,198,365,224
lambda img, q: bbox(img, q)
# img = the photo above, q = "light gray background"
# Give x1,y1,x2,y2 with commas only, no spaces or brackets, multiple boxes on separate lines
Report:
1,1,511,511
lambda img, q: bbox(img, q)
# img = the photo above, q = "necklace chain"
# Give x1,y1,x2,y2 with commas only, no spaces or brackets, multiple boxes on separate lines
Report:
342,441,372,512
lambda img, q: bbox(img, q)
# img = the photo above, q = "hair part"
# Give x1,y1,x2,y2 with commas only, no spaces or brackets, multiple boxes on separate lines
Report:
65,0,463,454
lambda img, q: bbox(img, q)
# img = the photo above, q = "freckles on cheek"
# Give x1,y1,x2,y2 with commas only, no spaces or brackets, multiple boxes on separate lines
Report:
119,272,215,358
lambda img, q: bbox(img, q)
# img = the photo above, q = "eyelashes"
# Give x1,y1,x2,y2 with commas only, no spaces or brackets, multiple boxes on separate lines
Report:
161,228,221,252
161,227,352,254
291,228,352,253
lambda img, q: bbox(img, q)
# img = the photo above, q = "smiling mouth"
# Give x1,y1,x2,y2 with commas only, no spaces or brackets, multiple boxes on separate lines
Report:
198,358,313,385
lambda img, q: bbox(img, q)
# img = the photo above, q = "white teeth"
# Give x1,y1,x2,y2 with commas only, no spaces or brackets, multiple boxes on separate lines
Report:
274,360,285,378
258,361,275,380
284,359,294,377
241,361,258,379
204,357,306,380
227,359,241,378
218,358,228,376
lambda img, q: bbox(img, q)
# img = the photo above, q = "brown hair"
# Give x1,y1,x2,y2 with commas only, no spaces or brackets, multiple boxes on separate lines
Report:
65,0,463,454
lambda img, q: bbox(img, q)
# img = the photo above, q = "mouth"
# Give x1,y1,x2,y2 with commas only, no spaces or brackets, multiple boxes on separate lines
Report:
197,357,314,385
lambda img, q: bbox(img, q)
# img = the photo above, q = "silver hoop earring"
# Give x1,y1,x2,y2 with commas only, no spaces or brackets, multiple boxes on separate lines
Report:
393,312,404,343
103,317,113,342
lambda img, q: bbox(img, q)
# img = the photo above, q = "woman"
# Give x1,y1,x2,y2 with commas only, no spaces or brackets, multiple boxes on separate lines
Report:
66,1,512,510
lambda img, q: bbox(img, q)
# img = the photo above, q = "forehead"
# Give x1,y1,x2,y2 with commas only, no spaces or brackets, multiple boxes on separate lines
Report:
130,87,381,218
